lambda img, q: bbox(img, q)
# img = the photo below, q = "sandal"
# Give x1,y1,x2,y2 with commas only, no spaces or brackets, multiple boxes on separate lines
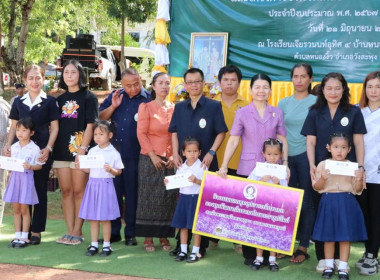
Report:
56,234,72,244
144,239,155,252
277,253,287,259
66,236,84,246
159,238,172,251
290,249,310,264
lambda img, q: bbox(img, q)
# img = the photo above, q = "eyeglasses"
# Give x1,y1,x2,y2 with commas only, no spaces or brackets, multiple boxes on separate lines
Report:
185,80,203,85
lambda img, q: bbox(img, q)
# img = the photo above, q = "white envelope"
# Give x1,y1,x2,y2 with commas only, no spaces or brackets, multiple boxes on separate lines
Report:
0,156,24,172
79,154,105,169
254,162,287,180
325,160,358,177
165,172,193,190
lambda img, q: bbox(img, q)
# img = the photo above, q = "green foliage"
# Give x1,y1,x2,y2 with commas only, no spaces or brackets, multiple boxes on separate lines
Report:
107,0,157,23
101,30,141,47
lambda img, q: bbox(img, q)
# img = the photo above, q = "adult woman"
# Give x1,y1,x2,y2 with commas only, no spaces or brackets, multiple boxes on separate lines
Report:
301,72,366,273
53,60,98,245
356,71,380,276
218,73,288,267
135,72,177,251
277,63,317,263
5,65,60,245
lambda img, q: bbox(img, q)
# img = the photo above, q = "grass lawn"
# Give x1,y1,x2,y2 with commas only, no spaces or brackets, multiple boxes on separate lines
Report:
0,192,369,280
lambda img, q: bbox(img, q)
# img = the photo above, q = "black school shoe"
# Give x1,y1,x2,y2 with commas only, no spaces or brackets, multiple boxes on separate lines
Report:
8,239,19,248
30,236,41,245
322,267,334,279
85,245,99,256
100,246,113,257
175,252,187,262
125,236,137,246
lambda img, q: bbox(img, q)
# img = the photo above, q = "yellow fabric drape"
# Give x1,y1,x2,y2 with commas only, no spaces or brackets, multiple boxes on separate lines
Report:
155,19,171,45
169,77,363,105
152,65,167,73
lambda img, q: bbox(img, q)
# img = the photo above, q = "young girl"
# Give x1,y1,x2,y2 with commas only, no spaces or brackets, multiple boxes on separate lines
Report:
3,118,42,248
247,138,289,272
167,137,206,263
78,120,123,256
312,133,367,280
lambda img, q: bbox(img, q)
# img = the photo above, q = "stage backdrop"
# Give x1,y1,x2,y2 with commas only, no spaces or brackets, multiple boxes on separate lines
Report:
169,0,380,83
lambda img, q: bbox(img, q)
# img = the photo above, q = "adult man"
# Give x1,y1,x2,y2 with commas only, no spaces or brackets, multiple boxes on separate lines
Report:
10,83,26,106
0,96,11,226
99,68,150,246
213,65,250,252
169,68,228,257
214,65,250,176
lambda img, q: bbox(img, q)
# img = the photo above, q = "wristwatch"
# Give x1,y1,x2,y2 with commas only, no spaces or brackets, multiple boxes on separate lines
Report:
208,149,216,156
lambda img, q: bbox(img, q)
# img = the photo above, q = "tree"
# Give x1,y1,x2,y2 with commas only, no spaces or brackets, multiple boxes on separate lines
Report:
1,0,35,83
106,0,156,71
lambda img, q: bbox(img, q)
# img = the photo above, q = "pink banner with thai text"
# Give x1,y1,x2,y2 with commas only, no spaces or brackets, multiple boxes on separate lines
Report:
193,172,304,255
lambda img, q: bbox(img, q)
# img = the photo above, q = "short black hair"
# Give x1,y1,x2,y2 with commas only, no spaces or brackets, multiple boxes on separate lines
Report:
16,117,35,132
218,65,242,82
250,73,272,88
184,68,204,82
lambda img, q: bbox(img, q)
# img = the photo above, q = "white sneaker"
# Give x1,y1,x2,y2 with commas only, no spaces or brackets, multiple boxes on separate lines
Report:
316,259,325,273
360,253,379,276
356,252,366,269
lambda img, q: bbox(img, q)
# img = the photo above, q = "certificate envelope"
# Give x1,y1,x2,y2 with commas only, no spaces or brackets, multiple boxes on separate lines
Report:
325,160,358,176
165,172,193,190
254,162,287,180
79,155,105,169
0,156,24,172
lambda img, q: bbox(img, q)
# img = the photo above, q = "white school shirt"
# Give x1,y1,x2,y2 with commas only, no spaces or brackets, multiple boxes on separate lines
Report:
11,141,41,166
88,144,124,178
176,159,206,195
362,107,380,183
247,163,288,186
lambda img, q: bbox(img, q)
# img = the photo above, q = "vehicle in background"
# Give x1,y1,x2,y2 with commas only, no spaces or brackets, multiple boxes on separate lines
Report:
100,45,154,85
59,34,117,90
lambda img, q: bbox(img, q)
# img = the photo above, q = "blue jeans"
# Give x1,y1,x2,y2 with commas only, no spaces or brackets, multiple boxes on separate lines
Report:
288,152,315,248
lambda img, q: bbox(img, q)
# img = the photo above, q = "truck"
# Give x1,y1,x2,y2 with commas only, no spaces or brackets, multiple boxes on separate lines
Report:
59,34,117,90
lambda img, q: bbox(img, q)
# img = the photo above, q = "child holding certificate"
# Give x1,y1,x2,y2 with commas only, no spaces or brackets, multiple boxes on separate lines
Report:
3,118,42,248
248,138,289,272
166,137,206,263
312,133,366,280
78,120,124,257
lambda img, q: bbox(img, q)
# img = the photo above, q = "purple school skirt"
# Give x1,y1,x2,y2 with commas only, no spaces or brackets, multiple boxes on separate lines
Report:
79,177,120,221
3,171,39,205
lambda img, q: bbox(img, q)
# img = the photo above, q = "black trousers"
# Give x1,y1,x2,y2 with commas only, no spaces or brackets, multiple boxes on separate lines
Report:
30,157,52,233
360,184,380,257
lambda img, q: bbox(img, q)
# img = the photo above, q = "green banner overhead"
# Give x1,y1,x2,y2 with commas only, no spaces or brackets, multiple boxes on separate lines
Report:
169,0,380,82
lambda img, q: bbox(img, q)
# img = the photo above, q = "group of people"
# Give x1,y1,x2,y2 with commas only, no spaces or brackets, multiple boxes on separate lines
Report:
0,59,379,278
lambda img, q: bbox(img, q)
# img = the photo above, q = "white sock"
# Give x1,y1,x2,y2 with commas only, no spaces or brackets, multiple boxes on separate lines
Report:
256,256,264,262
91,242,99,248
21,232,29,239
180,244,187,254
269,256,276,263
103,241,110,248
338,260,348,270
325,259,334,268
192,246,200,254
15,232,22,239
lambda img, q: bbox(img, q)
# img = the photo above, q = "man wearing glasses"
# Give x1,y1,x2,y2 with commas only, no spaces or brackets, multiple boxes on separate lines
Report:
169,67,228,257
99,68,151,246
